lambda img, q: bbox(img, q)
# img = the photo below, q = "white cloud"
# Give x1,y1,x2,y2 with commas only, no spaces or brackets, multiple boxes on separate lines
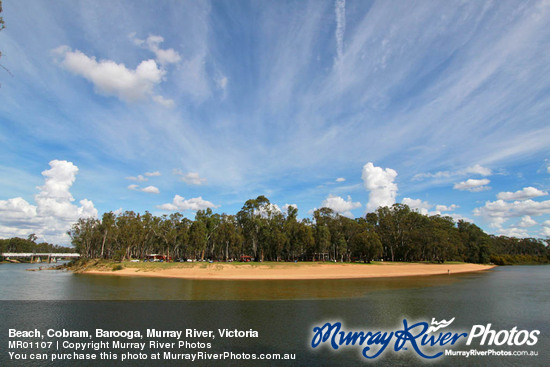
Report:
497,187,548,201
362,162,398,212
145,171,161,177
126,175,147,182
0,160,97,244
435,204,459,212
474,199,550,228
131,34,182,66
498,227,529,238
541,226,550,237
402,198,432,215
463,164,493,176
178,172,207,185
0,198,38,226
147,38,181,66
157,195,218,212
403,198,459,216
336,177,346,182
128,185,160,194
453,179,491,192
141,186,160,194
321,194,361,217
335,0,346,61
517,215,537,228
53,45,172,106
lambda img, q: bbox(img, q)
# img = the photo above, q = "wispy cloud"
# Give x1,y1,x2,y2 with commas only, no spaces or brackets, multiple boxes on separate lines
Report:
126,175,147,182
173,170,208,185
334,0,346,62
130,33,181,66
453,179,491,192
2,1,550,241
413,164,492,181
145,171,161,177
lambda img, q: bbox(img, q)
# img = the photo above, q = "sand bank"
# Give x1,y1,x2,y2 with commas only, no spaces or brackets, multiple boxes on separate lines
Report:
82,262,495,280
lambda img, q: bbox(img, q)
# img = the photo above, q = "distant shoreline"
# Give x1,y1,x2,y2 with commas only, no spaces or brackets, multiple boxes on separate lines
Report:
79,261,496,280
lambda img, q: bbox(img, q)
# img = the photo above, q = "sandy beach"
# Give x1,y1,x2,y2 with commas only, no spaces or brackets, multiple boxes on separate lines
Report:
82,262,496,280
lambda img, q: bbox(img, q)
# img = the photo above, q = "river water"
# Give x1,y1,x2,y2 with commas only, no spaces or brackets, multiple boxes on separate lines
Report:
0,262,548,366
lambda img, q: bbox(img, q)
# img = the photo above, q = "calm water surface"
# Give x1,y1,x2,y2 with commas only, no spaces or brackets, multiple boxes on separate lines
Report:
0,262,492,300
1,263,548,366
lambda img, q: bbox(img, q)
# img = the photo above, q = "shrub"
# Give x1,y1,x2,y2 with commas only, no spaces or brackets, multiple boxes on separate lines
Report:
112,264,124,271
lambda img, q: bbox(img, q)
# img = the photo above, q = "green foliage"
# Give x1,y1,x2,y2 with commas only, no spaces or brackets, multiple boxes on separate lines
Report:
351,227,383,263
0,236,73,254
112,264,124,271
490,254,549,265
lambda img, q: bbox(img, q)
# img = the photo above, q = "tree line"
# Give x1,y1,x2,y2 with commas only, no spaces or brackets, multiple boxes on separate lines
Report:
62,196,549,265
0,234,74,254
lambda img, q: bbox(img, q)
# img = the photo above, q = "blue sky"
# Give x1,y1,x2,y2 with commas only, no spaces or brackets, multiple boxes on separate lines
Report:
0,0,549,245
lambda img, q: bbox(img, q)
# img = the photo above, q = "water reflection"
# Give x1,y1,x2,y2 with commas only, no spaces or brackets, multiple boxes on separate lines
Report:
1,262,490,301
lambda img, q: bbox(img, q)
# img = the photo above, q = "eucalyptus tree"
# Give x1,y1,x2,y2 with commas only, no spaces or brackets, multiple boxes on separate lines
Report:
374,204,416,262
292,219,315,261
351,224,383,263
261,208,287,261
195,208,220,259
174,217,191,259
114,211,141,260
189,220,207,260
422,215,460,263
68,217,101,258
214,214,242,261
98,212,116,259
458,220,491,263
337,216,362,262
284,205,301,261
152,213,185,259
237,195,270,261
313,208,341,261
